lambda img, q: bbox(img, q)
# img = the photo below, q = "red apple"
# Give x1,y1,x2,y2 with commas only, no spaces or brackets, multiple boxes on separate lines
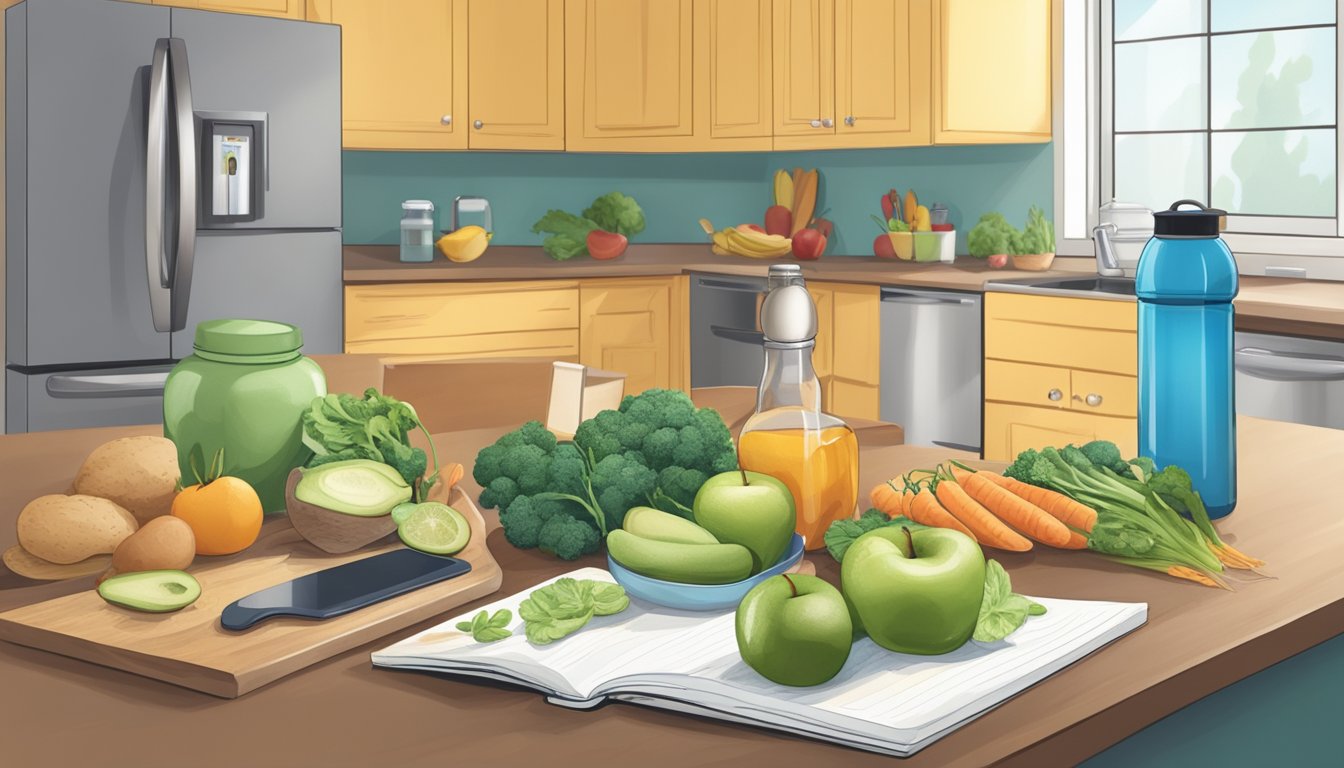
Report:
792,228,826,260
587,230,628,260
765,205,793,237
874,233,898,259
987,253,1009,268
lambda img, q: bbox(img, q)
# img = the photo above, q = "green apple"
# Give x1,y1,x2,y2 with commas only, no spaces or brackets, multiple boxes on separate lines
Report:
735,574,852,687
693,470,796,573
841,526,985,655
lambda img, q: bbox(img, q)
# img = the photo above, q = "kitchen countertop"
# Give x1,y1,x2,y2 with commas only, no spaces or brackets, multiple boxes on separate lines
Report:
344,244,1344,337
1,366,1341,766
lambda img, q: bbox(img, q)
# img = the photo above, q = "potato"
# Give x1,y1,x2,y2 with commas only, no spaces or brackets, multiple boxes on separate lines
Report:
99,516,195,584
17,494,138,565
73,436,180,526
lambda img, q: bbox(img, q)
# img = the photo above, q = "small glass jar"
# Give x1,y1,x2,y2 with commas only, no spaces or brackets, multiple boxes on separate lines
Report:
400,200,436,263
163,319,326,513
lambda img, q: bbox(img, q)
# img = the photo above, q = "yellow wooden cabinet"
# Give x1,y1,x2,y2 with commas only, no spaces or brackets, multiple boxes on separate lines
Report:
808,282,880,420
696,0,774,147
344,281,580,362
932,0,1051,144
578,277,690,395
155,0,303,17
566,0,694,150
982,293,1137,461
774,0,931,150
309,0,468,150
470,0,565,150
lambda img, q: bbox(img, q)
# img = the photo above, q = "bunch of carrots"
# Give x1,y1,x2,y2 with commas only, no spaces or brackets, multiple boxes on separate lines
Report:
871,461,1264,589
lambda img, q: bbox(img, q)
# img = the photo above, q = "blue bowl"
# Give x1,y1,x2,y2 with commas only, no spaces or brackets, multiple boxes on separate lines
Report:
607,533,806,612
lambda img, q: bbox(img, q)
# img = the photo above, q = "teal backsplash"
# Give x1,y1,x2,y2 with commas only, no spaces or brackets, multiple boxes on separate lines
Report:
342,143,1053,256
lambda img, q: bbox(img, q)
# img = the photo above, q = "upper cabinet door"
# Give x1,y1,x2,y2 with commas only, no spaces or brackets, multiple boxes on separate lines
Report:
469,0,565,150
156,0,304,18
566,0,694,150
933,0,1051,144
833,0,930,147
310,0,467,150
696,0,773,147
773,0,834,138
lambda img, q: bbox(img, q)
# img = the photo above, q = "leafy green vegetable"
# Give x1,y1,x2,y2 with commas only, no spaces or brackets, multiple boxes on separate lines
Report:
456,609,513,643
973,560,1044,643
302,388,440,502
582,192,646,237
518,578,629,645
532,209,599,261
967,212,1017,258
532,192,646,260
824,510,929,564
1013,205,1055,255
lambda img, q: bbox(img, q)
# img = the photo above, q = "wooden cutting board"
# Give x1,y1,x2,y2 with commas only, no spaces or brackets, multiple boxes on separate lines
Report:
0,487,501,698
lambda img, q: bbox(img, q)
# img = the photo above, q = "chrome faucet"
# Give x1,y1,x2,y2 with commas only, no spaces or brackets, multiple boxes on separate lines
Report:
1093,223,1126,277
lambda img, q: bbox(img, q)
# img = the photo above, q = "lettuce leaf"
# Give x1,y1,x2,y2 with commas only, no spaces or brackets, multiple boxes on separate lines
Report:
531,210,598,261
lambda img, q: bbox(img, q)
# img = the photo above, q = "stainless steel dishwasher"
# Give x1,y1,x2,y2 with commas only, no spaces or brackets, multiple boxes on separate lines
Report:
689,273,768,388
879,287,983,452
1235,332,1344,430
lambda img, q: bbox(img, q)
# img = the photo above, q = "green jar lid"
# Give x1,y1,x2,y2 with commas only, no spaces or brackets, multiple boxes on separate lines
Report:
193,319,304,357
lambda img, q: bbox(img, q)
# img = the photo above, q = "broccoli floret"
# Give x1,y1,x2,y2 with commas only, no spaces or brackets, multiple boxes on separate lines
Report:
1079,440,1127,474
499,495,552,549
479,476,521,511
1059,445,1095,472
378,439,428,489
537,514,602,560
588,453,658,530
654,466,708,517
1003,448,1055,487
473,422,558,511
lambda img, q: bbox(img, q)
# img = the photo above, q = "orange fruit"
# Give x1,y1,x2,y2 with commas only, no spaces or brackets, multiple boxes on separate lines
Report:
171,476,263,555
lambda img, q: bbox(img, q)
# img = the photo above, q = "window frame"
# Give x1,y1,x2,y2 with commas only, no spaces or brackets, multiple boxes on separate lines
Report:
1055,1,1344,268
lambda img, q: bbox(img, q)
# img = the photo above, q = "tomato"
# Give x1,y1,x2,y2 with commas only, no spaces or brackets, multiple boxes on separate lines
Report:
587,229,628,260
987,253,1009,268
873,233,898,259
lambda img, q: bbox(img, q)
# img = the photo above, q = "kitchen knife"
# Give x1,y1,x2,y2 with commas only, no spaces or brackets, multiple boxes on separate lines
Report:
220,548,472,631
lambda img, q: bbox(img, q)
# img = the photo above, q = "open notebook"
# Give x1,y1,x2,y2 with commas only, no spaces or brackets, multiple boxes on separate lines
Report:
373,568,1146,757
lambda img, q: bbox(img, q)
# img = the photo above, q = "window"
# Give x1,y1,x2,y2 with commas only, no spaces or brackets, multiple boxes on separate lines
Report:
1056,1,1344,272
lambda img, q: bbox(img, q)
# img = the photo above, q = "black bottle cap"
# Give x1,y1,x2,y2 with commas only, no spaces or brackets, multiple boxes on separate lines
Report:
1153,199,1224,238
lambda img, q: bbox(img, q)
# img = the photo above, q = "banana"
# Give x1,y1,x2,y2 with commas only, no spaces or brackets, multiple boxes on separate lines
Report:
701,218,792,258
773,169,795,208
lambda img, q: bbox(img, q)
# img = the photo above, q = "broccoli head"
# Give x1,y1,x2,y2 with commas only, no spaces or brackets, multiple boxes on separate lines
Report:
473,422,557,506
537,514,602,560
588,453,657,530
378,439,428,490
573,388,736,516
1003,448,1055,487
1079,440,1127,474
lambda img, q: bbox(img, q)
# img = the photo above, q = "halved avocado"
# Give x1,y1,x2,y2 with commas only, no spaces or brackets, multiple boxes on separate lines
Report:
295,460,411,517
98,569,201,613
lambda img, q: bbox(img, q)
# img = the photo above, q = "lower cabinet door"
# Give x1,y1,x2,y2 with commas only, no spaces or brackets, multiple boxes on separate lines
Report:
984,403,1137,462
579,278,682,396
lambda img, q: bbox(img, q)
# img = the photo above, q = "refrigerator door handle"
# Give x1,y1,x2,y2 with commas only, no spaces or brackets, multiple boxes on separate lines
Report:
167,38,198,332
145,39,172,332
46,372,170,398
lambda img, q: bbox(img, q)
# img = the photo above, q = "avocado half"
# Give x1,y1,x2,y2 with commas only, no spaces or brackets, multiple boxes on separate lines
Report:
97,569,201,613
285,464,408,554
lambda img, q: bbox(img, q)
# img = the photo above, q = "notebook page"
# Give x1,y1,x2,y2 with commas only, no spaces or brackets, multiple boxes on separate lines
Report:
372,568,744,700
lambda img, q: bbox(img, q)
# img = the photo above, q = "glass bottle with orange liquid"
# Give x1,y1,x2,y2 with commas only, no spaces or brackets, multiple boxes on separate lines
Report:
738,267,859,550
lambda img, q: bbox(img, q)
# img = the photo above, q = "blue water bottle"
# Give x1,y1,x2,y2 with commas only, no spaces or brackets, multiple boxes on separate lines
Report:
1136,200,1238,518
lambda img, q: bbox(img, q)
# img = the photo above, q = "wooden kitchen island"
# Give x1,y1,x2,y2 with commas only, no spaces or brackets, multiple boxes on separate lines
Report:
1,408,1341,766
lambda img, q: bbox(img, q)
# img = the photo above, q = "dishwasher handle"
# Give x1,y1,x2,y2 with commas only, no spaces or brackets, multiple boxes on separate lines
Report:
697,276,766,294
711,325,766,346
880,288,979,305
1235,347,1344,382
46,372,170,398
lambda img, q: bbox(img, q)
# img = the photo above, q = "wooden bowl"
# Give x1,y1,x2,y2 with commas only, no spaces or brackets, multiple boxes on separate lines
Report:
1011,251,1056,271
283,468,398,554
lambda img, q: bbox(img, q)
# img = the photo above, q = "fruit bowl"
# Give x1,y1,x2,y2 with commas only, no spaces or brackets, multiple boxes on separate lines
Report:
607,533,805,612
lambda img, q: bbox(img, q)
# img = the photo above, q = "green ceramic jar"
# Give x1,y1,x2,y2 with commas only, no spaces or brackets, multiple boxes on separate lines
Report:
163,319,326,513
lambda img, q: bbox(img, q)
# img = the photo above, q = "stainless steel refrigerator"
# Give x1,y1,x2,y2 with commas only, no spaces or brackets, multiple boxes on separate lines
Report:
4,0,341,433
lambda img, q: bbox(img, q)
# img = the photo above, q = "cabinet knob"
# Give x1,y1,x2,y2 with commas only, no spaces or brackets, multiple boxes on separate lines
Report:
1048,388,1063,402
821,118,834,128
473,119,484,130
440,115,452,125
844,115,855,126
1073,393,1104,407
809,119,822,128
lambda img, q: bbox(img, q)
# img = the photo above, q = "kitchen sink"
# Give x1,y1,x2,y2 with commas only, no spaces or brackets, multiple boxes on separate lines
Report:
984,275,1137,301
